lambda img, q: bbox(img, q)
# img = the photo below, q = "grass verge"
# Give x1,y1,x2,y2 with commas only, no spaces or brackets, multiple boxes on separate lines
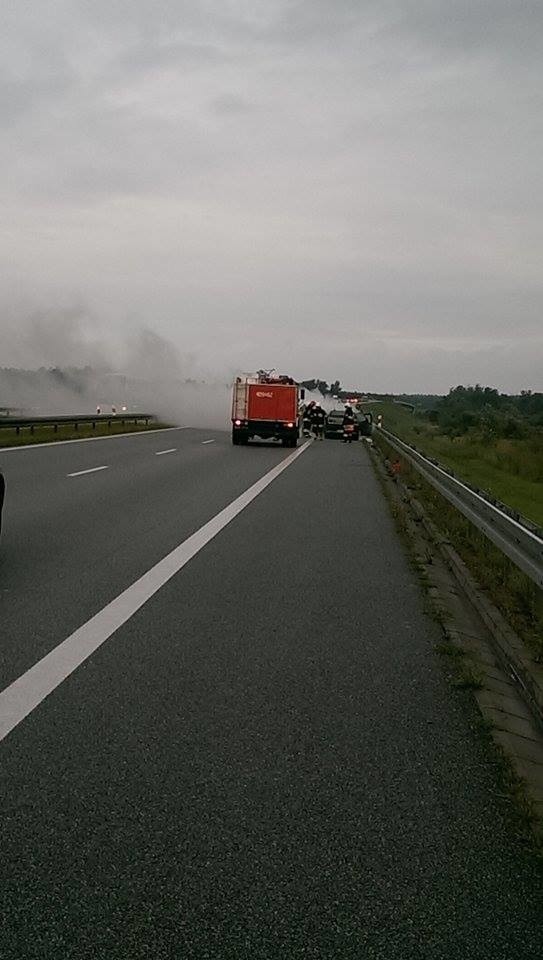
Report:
476,713,543,852
366,402,543,526
371,444,543,852
373,430,543,661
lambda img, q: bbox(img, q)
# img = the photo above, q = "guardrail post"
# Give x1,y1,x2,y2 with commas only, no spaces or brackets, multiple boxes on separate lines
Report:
30,425,34,435
54,423,58,433
74,421,78,431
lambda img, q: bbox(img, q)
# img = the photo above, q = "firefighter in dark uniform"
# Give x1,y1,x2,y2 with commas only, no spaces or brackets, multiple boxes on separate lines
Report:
311,403,326,440
342,405,356,443
302,400,315,437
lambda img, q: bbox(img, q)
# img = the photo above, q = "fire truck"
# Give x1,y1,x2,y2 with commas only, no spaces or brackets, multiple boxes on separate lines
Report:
231,371,303,447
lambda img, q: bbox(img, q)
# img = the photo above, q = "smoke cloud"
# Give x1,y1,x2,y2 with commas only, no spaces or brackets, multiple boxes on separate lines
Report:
0,308,232,428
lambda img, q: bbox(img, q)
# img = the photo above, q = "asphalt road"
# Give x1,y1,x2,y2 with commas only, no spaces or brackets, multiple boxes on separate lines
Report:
1,429,542,958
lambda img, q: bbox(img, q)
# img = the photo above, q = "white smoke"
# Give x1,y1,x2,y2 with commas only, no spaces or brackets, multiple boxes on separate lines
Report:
302,390,339,413
1,307,344,428
0,307,233,426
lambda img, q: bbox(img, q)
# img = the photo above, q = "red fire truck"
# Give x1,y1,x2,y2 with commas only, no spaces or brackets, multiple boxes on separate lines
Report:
231,371,303,447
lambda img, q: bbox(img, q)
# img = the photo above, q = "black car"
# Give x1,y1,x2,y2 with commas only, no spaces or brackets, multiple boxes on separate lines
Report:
355,409,373,437
325,408,373,439
324,409,359,440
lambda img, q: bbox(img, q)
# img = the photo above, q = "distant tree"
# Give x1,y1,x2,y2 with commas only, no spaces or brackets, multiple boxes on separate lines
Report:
502,417,528,440
479,404,500,443
50,367,67,385
517,391,543,420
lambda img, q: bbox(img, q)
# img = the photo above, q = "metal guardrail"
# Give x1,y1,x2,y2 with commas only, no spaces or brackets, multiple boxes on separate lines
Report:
379,428,543,590
0,414,154,436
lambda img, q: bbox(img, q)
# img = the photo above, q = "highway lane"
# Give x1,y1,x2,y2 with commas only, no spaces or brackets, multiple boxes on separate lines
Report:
0,428,292,688
1,437,543,958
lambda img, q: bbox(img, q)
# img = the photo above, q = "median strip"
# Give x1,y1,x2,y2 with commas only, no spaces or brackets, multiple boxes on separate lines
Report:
0,425,189,454
0,440,311,743
67,466,109,478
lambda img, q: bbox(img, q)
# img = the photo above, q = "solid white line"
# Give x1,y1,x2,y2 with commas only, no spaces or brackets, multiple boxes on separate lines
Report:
0,426,190,454
155,448,177,456
0,441,311,743
202,439,216,445
67,465,109,478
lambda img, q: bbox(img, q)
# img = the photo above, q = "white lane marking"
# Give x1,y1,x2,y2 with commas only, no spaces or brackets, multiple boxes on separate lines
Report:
0,426,190,454
67,465,109,478
202,439,216,445
0,441,311,743
155,448,177,456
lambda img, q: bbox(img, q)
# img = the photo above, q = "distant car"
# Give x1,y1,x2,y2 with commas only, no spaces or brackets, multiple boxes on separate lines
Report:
325,409,360,440
0,470,4,539
324,408,373,439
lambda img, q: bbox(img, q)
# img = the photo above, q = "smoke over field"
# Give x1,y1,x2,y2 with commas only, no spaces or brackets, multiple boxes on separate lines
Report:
3,310,350,428
1,310,232,428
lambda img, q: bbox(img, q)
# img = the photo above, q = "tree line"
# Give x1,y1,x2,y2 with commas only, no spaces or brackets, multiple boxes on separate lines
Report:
428,385,543,440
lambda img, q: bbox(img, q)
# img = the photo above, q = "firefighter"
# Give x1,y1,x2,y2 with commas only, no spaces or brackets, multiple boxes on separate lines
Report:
311,403,326,440
342,405,356,443
302,400,315,437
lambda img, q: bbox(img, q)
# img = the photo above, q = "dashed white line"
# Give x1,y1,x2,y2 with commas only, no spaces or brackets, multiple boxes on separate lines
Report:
0,440,311,743
67,465,109,478
201,439,216,445
155,448,177,456
0,425,190,454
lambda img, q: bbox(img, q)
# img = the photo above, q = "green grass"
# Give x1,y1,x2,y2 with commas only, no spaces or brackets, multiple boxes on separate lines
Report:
435,641,466,658
366,402,543,526
452,667,484,690
373,430,543,660
0,420,170,448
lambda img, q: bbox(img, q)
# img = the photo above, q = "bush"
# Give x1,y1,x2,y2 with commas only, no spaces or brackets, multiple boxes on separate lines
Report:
502,417,528,440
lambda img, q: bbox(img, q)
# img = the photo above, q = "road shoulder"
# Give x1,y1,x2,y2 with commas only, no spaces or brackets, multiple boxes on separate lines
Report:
369,439,543,848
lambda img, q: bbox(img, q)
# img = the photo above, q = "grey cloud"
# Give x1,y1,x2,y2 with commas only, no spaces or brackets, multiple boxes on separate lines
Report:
210,94,256,116
2,306,111,371
1,1,541,393
120,38,229,75
386,1,543,59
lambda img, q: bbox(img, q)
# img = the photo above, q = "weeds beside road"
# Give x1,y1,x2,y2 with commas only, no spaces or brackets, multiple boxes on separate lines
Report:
372,427,543,662
366,401,543,527
370,431,543,849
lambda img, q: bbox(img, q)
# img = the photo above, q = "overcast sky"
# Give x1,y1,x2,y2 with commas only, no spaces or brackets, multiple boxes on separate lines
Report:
2,1,542,392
